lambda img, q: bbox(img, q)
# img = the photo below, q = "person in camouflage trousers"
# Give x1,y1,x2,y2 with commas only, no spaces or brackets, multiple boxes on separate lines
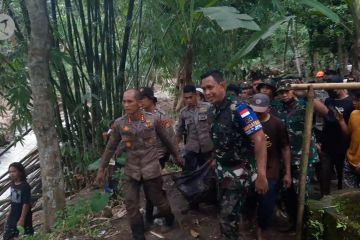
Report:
201,70,268,240
275,78,320,231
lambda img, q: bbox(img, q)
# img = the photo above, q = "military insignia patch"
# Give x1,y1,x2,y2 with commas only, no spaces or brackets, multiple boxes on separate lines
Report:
123,125,130,132
145,120,153,128
199,107,207,113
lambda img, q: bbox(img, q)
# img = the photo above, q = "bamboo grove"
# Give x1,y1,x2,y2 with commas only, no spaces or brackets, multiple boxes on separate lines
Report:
1,0,157,172
2,0,360,175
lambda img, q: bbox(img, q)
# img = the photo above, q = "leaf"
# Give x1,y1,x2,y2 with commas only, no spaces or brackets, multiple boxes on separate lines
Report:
199,6,260,31
90,192,110,213
227,16,294,68
299,0,340,24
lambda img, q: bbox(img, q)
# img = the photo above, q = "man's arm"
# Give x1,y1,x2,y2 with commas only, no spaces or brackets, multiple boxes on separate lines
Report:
249,130,268,194
17,204,31,227
96,122,122,185
175,113,185,144
281,145,292,188
235,104,268,193
99,124,122,170
155,119,183,166
313,99,329,116
18,184,31,227
337,113,350,136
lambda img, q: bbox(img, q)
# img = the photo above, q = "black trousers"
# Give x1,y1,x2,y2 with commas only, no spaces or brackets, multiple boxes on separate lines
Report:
124,176,174,240
184,151,212,172
320,151,345,196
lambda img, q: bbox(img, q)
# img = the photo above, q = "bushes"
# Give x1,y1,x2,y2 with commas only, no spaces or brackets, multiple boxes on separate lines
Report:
24,192,110,240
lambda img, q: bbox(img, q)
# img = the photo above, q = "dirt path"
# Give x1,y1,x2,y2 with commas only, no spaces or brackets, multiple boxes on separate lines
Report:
101,176,295,240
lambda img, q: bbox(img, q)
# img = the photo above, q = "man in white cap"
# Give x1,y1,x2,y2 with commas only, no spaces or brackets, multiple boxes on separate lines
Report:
248,93,292,240
196,87,206,102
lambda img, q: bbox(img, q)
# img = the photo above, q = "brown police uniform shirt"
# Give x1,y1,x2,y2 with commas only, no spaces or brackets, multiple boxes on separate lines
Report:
150,107,174,157
176,101,213,153
100,111,180,181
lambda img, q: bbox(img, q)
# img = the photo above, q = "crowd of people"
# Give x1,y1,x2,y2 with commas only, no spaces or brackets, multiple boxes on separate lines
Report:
93,69,360,240
6,69,359,240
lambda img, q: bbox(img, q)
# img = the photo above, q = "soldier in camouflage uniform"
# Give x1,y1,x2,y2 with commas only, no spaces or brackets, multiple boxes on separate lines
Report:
256,78,281,118
239,81,253,103
96,89,183,240
275,79,320,230
201,70,268,240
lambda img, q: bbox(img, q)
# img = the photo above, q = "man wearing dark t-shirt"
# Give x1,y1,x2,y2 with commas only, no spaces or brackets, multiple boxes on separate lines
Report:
320,74,354,195
249,93,292,240
4,171,34,240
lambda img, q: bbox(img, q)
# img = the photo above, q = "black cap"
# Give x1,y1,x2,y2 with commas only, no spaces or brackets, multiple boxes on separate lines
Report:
139,87,157,102
324,75,343,83
257,78,276,93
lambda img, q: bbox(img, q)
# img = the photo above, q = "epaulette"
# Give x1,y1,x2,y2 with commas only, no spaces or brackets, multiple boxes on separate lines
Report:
155,107,167,116
179,106,188,113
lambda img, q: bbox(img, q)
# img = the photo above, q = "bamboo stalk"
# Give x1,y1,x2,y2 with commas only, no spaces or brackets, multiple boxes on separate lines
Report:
296,86,315,240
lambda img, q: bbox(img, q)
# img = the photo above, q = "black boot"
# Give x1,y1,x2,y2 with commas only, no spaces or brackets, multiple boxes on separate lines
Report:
145,200,154,224
130,222,145,240
161,213,176,233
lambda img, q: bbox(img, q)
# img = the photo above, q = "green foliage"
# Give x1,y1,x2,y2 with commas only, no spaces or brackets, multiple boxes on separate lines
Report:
336,216,349,231
307,209,325,240
299,0,340,24
23,192,110,239
228,16,294,67
199,6,261,31
308,219,324,240
89,192,111,213
61,142,101,172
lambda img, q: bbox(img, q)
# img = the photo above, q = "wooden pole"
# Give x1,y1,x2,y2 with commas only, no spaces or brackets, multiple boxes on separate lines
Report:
291,82,360,90
296,86,315,240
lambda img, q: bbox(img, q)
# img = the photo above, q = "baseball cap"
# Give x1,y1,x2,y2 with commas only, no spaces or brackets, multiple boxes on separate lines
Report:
139,87,157,102
240,81,252,90
196,87,204,94
257,78,276,92
249,93,270,113
276,79,294,93
324,75,344,83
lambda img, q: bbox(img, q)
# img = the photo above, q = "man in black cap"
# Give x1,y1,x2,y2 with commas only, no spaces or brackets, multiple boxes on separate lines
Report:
239,81,253,103
139,87,175,226
226,84,240,99
256,78,281,117
257,79,276,99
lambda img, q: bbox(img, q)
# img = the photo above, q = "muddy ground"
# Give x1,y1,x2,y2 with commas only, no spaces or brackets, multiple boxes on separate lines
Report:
52,175,296,240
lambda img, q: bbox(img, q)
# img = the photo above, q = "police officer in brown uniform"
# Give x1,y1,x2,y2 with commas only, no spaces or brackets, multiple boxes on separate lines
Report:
176,85,213,171
139,87,173,168
96,89,182,240
139,87,175,225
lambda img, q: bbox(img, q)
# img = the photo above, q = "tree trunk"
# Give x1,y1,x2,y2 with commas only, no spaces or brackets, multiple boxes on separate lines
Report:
173,43,193,111
115,0,135,117
349,1,360,81
25,0,66,232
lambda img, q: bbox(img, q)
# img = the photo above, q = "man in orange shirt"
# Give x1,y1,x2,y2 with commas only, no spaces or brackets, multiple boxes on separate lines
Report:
337,90,360,188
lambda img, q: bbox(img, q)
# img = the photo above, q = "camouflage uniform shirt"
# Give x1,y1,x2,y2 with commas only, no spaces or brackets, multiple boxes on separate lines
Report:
277,98,319,166
208,98,262,183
